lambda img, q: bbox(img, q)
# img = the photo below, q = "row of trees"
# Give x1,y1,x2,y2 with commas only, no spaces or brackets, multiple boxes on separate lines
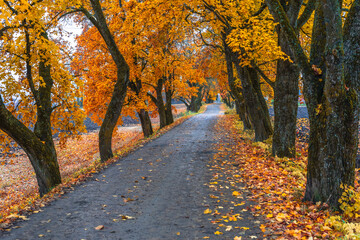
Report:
198,0,359,207
0,0,217,196
0,0,359,208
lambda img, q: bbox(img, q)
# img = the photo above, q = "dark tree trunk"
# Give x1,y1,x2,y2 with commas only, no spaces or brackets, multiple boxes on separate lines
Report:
272,1,301,158
235,64,273,141
0,107,61,197
223,94,234,109
154,79,167,128
272,54,299,157
165,88,174,125
129,76,153,138
189,85,203,112
82,0,130,162
223,34,252,129
138,109,153,137
266,0,360,206
236,99,252,130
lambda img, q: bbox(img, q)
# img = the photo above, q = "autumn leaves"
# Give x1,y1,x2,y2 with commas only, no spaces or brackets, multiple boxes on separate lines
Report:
0,0,217,196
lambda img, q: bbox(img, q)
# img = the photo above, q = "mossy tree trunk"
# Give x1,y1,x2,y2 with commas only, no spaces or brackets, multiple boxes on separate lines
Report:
267,0,360,207
81,0,130,162
189,85,204,113
272,1,305,158
222,94,235,109
237,65,273,141
222,29,272,141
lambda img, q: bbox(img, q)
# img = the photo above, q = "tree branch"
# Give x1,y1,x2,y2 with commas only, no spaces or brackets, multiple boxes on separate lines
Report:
253,2,267,17
295,0,316,31
251,62,275,89
265,0,313,80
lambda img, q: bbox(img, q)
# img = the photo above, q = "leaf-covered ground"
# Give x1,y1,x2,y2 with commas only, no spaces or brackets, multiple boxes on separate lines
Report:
210,113,349,239
0,128,142,228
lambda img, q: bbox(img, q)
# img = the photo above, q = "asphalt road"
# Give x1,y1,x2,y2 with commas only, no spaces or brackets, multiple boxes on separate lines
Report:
1,104,263,240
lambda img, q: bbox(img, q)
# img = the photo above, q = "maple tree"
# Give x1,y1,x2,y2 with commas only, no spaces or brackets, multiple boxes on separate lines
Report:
0,0,85,196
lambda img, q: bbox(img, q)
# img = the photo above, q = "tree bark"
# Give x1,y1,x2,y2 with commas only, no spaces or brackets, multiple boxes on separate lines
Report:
236,98,252,130
234,63,273,141
222,29,272,141
138,109,153,137
165,87,174,125
0,105,61,196
189,85,203,112
272,1,301,158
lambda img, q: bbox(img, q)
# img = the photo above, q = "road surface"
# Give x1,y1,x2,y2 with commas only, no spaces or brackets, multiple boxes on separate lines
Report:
1,104,263,240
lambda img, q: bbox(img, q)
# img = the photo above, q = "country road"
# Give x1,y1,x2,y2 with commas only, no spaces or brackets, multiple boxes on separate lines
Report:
1,104,263,240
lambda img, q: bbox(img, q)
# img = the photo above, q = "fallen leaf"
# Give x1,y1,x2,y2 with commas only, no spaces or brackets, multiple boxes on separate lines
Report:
204,209,212,214
121,215,135,220
225,225,233,231
95,225,104,230
232,191,240,196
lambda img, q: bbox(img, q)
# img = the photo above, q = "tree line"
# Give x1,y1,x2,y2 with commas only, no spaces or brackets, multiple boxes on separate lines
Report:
0,0,359,208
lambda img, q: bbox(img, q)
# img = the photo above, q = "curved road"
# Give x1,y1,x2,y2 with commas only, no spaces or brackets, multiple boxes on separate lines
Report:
1,104,262,240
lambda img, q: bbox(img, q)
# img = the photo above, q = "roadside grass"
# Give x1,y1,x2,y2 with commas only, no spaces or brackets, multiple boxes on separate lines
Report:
0,105,206,230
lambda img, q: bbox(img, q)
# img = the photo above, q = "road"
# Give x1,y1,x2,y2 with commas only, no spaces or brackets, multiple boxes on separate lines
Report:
1,104,263,240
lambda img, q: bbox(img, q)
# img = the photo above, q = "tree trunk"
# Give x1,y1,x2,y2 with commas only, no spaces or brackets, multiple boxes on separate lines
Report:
189,86,203,112
83,1,130,162
155,79,167,128
222,30,272,141
0,36,62,196
0,99,61,197
272,32,299,157
236,99,252,130
98,70,128,161
235,64,273,141
165,88,174,125
138,109,153,137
